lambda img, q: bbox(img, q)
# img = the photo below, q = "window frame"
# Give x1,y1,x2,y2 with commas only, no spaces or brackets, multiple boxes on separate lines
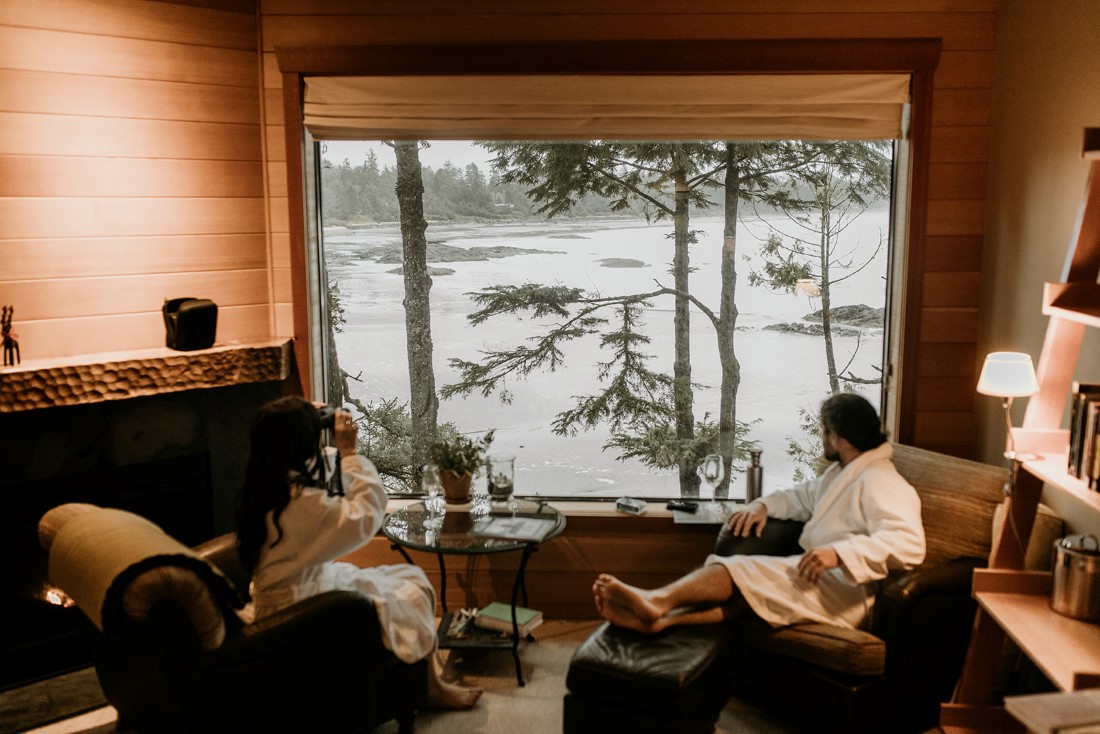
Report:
276,38,942,446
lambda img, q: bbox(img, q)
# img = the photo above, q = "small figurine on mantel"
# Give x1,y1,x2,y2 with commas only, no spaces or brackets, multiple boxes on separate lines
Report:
2,305,20,366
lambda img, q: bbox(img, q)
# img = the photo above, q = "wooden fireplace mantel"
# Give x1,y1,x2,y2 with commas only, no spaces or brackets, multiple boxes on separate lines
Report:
0,338,294,413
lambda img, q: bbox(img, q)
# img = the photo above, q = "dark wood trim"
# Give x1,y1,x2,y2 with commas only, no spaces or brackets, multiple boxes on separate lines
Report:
276,38,942,75
897,66,936,445
281,71,312,399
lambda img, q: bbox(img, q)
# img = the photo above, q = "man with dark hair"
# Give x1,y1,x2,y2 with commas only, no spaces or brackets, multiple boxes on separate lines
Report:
593,392,925,634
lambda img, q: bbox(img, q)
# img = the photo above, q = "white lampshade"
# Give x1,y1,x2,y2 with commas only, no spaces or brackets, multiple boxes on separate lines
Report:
976,352,1039,398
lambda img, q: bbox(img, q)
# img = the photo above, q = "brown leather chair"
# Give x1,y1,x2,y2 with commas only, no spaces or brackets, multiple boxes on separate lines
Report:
41,505,427,734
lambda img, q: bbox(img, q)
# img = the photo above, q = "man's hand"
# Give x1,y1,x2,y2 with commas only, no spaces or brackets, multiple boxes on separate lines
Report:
797,547,839,584
725,502,768,537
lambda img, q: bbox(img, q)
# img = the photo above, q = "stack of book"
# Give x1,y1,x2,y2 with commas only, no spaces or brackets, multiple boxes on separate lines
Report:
474,602,543,637
1068,382,1100,487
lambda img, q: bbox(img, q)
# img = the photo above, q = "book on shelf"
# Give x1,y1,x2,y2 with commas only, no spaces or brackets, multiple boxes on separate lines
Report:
1068,382,1100,479
470,515,556,542
474,601,543,636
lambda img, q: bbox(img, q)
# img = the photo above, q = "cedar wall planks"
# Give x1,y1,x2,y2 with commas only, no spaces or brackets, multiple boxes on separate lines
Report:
258,0,997,457
0,0,272,359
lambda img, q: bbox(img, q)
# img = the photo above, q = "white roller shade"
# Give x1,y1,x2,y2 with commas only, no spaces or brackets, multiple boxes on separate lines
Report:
303,74,910,142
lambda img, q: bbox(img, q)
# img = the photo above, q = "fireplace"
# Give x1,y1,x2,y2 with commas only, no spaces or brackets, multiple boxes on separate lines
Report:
0,340,292,690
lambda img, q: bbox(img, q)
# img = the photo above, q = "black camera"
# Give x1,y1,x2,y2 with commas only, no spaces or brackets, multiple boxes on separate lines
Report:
317,405,337,429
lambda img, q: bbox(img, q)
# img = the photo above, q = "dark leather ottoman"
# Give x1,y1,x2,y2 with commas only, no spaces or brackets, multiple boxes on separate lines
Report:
563,621,736,734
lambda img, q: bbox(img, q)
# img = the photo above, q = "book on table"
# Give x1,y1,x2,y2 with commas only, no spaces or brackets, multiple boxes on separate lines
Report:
474,601,543,636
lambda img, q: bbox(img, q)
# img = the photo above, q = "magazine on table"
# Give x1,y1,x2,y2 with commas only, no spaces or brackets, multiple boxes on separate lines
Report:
470,515,556,542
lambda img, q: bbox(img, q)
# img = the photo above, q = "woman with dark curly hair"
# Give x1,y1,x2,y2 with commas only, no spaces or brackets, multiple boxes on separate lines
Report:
236,396,481,709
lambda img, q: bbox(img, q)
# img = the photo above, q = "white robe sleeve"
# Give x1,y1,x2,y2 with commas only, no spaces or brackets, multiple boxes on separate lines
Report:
829,466,926,584
271,454,388,567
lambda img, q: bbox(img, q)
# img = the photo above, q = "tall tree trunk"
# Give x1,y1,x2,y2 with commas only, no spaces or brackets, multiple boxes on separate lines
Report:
672,167,698,496
818,199,840,393
715,144,743,498
394,141,439,470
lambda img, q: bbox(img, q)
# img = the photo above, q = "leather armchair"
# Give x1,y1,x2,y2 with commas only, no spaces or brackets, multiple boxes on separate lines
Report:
713,444,1013,734
43,506,427,734
716,520,983,733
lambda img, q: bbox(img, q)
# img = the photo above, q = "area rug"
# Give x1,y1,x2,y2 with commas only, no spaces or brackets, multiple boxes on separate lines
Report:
0,667,106,734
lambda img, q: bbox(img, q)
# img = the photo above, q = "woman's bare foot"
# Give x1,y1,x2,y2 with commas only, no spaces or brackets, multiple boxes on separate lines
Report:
426,656,483,710
593,574,668,634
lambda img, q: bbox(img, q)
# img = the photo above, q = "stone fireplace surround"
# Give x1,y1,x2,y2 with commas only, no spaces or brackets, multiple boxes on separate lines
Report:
0,339,293,689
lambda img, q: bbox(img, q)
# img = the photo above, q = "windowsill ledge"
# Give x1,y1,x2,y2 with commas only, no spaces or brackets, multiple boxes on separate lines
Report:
384,497,741,522
0,338,294,413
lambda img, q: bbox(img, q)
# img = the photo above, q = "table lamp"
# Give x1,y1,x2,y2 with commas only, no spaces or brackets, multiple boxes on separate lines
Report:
976,351,1039,461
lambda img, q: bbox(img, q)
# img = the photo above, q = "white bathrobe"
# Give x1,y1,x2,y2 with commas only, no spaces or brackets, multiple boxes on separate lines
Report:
244,454,437,664
708,442,925,630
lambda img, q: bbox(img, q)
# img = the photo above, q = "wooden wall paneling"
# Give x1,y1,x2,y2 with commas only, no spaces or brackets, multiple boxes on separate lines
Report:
917,342,977,378
924,235,984,272
0,114,262,160
3,235,269,281
926,199,987,236
0,198,266,239
934,50,997,88
12,305,272,360
930,125,992,163
915,377,981,412
0,157,266,198
269,233,292,269
920,307,980,342
922,272,983,307
6,270,270,321
0,27,258,87
932,87,993,127
0,0,257,49
928,163,989,202
2,69,260,124
914,410,975,447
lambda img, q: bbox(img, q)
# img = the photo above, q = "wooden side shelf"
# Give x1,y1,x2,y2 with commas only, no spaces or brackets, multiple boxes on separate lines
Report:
1043,282,1100,328
973,569,1100,692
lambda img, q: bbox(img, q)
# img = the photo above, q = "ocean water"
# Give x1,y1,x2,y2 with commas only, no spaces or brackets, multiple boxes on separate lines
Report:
323,212,889,499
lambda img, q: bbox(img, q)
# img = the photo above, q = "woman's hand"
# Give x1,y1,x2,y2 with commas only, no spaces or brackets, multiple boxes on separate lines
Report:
797,547,839,584
332,408,358,457
725,502,768,537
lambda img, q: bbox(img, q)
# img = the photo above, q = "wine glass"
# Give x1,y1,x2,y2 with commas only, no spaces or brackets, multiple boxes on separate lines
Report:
697,454,724,499
422,463,444,526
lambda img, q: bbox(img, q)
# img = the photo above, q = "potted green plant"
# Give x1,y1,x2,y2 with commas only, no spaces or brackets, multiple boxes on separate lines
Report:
430,429,495,504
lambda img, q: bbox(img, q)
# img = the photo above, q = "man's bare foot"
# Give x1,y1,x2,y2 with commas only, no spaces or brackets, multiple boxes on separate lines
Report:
593,574,668,634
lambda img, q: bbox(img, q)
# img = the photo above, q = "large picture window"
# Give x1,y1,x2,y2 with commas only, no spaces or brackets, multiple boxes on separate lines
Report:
316,136,900,501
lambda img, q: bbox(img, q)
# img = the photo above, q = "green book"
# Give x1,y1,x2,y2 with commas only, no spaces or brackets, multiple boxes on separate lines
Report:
474,602,543,635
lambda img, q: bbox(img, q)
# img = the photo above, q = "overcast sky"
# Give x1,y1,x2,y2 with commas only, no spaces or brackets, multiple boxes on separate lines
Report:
321,140,492,171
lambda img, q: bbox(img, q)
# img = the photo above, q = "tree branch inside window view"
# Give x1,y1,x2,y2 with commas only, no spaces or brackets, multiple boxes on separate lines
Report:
319,139,894,500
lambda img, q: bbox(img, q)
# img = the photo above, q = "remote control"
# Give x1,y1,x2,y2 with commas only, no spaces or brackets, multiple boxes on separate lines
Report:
666,500,698,513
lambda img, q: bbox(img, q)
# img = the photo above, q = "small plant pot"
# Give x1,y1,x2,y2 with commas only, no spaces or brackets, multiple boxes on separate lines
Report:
440,470,473,504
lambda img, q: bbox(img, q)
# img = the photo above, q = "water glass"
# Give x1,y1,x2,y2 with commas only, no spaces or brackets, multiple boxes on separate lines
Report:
698,453,724,499
487,454,515,509
422,463,445,521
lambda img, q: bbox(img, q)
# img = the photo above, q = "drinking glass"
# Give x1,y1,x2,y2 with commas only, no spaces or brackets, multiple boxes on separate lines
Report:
422,463,445,526
698,453,724,499
487,455,515,509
